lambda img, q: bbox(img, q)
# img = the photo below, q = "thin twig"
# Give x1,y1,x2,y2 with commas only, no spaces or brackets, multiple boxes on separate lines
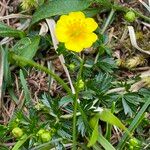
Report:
0,14,32,20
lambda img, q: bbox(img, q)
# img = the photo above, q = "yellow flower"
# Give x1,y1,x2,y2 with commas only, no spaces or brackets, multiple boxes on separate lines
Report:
55,11,98,52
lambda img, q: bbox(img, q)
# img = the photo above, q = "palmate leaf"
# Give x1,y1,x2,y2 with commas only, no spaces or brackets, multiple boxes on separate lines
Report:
95,57,117,73
121,93,144,116
86,73,112,95
122,98,133,117
31,0,92,25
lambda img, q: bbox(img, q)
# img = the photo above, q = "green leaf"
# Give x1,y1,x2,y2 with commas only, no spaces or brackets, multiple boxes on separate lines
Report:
88,120,99,147
96,58,117,73
0,22,26,38
87,73,112,95
19,70,31,105
122,98,133,116
12,36,40,66
2,47,12,87
83,8,100,17
59,95,73,107
31,0,91,25
97,133,116,150
8,88,18,103
98,109,130,135
117,97,150,150
95,0,112,8
12,134,30,150
0,145,9,150
0,125,7,139
13,36,40,58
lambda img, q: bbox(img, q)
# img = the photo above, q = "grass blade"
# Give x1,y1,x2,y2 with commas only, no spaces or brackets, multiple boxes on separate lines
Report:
117,97,150,150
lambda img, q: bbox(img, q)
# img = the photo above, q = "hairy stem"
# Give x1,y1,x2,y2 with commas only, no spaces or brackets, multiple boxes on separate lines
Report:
72,59,84,150
11,53,72,95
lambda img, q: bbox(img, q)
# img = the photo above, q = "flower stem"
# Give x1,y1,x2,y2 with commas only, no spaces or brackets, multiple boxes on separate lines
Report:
72,59,84,150
11,53,72,95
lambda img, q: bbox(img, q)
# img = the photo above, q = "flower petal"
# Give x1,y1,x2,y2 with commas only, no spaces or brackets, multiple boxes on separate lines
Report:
82,33,98,48
65,40,83,52
55,27,69,42
85,18,98,32
69,11,85,20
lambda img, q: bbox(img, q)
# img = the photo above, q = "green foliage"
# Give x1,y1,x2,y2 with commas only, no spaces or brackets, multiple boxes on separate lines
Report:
12,36,40,66
12,134,29,150
86,73,113,96
95,57,117,73
117,96,150,149
1,0,150,149
0,125,8,143
87,121,99,147
98,109,128,132
31,0,92,25
121,93,144,117
19,70,32,105
95,0,112,8
0,22,26,38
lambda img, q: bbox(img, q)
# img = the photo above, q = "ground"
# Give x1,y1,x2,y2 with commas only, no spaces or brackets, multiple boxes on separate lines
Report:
0,0,150,150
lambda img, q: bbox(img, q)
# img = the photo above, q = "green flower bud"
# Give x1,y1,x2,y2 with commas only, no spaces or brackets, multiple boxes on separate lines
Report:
37,129,45,136
69,63,75,70
15,118,20,123
129,138,139,147
12,127,23,138
41,132,51,142
78,79,84,89
124,11,136,22
129,145,134,150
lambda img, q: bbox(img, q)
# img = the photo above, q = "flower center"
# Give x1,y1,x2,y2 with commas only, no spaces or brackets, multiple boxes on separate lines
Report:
67,21,85,39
